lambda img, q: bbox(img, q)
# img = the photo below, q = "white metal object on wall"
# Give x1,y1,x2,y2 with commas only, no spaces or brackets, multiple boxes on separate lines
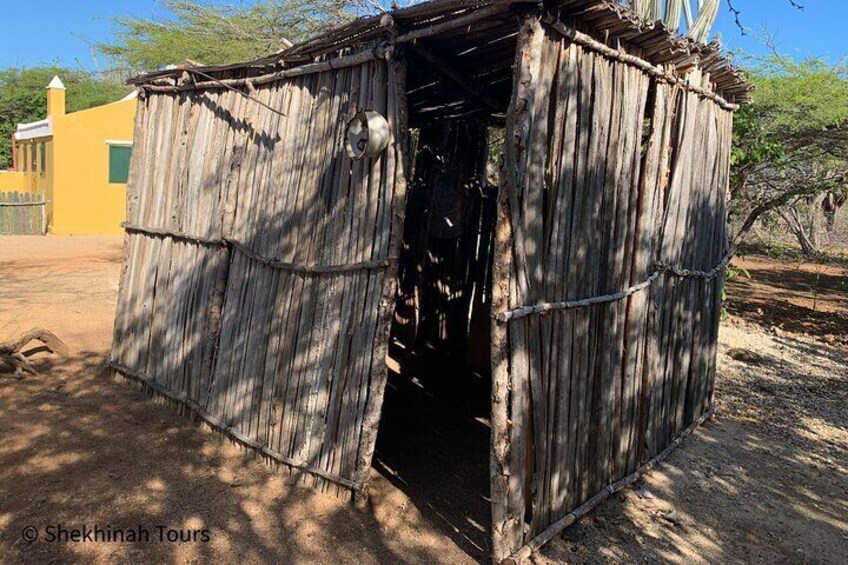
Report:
345,110,390,160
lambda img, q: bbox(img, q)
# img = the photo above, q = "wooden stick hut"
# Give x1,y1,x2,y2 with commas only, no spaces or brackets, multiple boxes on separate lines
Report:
111,0,750,561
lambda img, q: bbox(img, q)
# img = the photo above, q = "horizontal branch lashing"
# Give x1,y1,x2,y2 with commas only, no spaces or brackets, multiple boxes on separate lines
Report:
108,360,362,491
542,16,740,111
510,405,716,563
656,255,731,279
229,239,396,274
122,222,225,247
137,47,390,93
122,223,396,274
0,201,46,207
495,255,731,323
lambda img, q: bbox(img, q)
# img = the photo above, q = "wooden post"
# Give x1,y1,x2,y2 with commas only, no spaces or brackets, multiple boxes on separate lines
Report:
490,128,515,563
491,12,543,561
352,48,410,497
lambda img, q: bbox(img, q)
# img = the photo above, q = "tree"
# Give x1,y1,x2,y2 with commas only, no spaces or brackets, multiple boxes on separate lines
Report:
97,0,357,74
97,0,813,75
98,0,813,75
730,55,848,255
0,67,130,169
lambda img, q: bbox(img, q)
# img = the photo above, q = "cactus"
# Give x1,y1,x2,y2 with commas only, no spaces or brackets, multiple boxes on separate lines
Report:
625,0,720,42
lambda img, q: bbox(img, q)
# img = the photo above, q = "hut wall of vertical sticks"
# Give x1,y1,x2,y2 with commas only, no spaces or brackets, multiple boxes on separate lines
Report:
112,48,405,492
110,1,750,561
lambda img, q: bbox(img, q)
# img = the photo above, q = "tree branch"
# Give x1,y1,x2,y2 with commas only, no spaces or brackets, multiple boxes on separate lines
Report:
725,0,805,35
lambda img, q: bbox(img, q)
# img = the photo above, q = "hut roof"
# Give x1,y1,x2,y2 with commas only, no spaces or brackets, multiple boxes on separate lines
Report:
130,0,751,121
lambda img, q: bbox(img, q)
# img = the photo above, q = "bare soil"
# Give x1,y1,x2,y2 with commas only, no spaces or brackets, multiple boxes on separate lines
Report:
1,236,846,564
726,254,848,344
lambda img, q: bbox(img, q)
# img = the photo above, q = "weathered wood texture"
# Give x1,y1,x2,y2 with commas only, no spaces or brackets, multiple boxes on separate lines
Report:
133,1,751,132
494,17,733,560
111,55,403,492
0,192,45,235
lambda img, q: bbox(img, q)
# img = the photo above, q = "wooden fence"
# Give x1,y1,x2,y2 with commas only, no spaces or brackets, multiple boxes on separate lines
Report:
0,191,45,235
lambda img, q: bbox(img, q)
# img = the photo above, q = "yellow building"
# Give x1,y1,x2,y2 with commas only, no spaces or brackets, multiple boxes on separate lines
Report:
8,76,136,234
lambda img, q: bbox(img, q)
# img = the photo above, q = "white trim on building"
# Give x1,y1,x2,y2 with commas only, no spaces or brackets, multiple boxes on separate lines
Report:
14,118,52,141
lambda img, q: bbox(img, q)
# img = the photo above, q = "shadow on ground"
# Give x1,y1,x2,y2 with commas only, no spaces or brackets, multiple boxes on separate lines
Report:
2,243,845,564
726,256,848,340
374,345,491,560
0,349,473,564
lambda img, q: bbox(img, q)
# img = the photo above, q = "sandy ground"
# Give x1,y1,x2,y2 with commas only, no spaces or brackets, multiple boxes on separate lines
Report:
1,236,846,564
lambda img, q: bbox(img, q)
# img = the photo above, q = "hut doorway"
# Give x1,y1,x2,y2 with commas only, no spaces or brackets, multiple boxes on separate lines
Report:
375,119,499,555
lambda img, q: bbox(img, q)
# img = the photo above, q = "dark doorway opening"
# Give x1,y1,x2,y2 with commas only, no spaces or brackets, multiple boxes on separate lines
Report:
374,120,498,558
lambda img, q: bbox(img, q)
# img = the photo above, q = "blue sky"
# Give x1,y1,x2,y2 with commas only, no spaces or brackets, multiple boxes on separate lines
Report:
712,0,847,62
0,0,161,70
0,0,844,72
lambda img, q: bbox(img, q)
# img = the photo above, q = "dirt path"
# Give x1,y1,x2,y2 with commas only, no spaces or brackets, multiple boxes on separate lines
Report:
726,255,848,344
1,236,846,564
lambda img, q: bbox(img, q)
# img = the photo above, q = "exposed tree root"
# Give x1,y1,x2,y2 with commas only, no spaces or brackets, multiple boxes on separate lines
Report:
0,328,68,378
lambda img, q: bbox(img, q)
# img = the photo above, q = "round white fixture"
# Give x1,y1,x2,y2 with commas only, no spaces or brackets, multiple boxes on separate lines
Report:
345,110,390,160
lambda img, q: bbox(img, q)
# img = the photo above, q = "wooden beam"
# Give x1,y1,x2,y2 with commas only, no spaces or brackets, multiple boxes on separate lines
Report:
408,45,503,113
542,16,740,111
380,14,503,114
352,48,412,498
490,13,542,562
510,406,717,563
137,47,389,91
395,4,507,44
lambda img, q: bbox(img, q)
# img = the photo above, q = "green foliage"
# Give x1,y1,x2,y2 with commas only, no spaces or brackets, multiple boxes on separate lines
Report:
726,265,751,280
752,58,848,134
0,67,130,169
487,127,505,169
721,264,751,320
98,0,357,73
730,56,848,240
732,57,848,179
765,243,797,261
729,105,784,176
